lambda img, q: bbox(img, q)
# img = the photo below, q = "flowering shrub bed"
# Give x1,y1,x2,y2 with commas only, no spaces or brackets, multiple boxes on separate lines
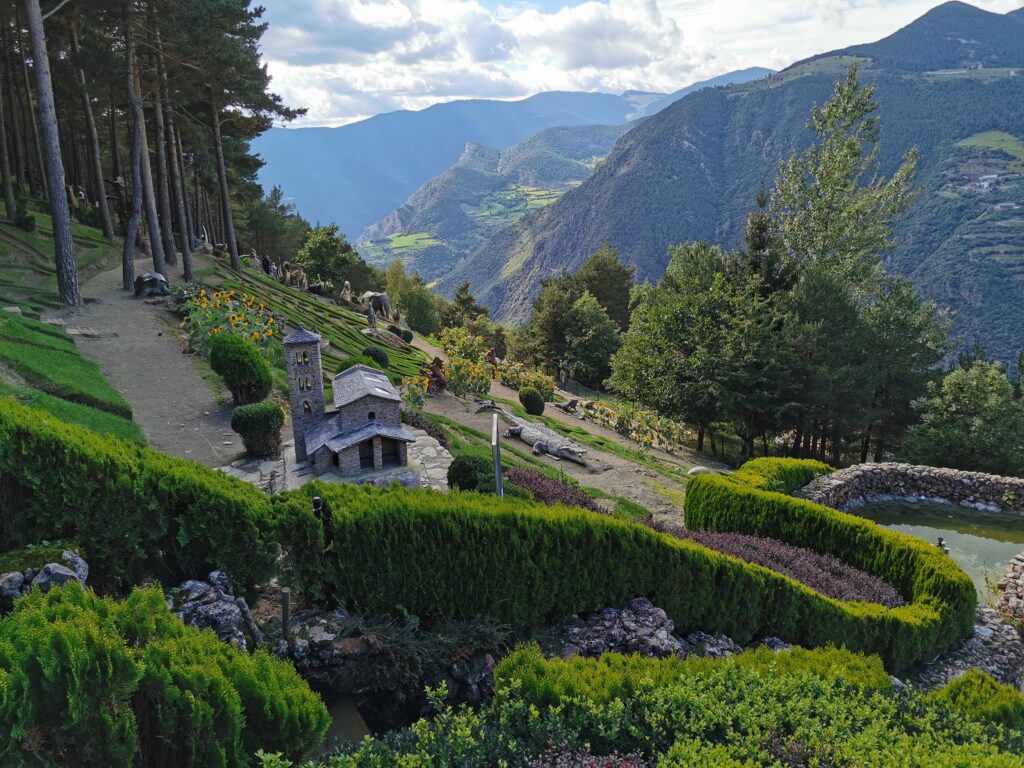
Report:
584,400,693,453
654,522,905,607
438,327,492,396
499,361,556,400
505,467,601,512
438,326,488,362
174,282,278,355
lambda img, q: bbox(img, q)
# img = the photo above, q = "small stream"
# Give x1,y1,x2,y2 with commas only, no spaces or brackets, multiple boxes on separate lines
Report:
310,697,371,758
855,501,1024,593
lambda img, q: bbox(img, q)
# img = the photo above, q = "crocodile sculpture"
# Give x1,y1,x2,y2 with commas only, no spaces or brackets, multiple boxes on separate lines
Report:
476,404,587,466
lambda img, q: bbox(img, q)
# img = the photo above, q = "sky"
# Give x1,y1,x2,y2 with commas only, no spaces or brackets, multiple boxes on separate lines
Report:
259,0,1024,127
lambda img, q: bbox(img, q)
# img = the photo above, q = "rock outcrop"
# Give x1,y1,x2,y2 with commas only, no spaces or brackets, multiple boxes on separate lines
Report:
913,606,1024,690
0,550,88,612
170,571,262,651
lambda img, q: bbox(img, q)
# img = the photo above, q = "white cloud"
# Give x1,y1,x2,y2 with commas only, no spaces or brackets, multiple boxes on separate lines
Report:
259,0,1024,126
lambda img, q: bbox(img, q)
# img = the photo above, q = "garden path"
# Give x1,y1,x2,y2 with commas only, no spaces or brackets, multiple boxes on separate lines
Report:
44,258,237,466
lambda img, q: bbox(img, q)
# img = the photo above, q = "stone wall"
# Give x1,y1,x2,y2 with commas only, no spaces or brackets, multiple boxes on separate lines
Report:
797,462,1024,515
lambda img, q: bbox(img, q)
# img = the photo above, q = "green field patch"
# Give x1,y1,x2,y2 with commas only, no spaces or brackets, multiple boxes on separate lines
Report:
0,381,144,444
957,131,1024,170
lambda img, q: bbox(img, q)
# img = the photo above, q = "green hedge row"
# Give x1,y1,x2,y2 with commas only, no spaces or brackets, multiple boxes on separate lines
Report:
685,459,976,673
0,398,276,592
274,481,959,673
0,584,327,767
728,456,833,494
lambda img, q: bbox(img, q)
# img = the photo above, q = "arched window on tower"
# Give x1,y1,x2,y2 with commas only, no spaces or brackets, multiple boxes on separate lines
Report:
306,376,313,390
303,401,312,413
302,351,310,365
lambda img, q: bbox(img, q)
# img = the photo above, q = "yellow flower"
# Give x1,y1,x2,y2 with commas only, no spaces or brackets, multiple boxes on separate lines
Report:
264,329,273,337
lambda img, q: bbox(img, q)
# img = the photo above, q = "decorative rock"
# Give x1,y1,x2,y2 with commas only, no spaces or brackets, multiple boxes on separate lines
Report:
62,550,89,582
684,631,743,658
172,571,261,651
2,306,22,316
561,597,682,659
913,606,1024,690
759,636,791,653
0,571,25,611
31,563,80,593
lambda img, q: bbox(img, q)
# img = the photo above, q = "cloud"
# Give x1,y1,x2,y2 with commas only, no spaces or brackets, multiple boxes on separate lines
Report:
259,0,1024,126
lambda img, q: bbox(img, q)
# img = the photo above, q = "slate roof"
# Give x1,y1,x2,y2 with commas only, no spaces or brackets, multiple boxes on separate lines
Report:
282,325,321,346
304,417,415,457
332,364,400,408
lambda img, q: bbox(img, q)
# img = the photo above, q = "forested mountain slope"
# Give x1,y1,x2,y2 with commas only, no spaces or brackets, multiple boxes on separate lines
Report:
356,125,629,280
444,2,1024,366
253,92,651,237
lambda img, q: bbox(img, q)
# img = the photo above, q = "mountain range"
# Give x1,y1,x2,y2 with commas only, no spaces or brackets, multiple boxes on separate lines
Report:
436,1,1024,368
253,70,773,238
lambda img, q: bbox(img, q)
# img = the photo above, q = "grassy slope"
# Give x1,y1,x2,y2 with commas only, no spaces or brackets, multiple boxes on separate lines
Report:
203,262,429,382
0,211,145,443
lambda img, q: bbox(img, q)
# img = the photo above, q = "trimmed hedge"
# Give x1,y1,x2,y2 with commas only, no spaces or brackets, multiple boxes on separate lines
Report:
929,669,1024,732
273,481,961,673
685,458,977,673
0,584,327,767
0,398,276,592
232,402,284,458
209,333,272,405
729,457,833,494
519,385,545,416
361,345,390,369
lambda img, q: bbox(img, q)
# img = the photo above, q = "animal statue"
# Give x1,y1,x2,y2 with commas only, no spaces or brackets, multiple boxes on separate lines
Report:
367,303,377,330
360,291,392,320
477,405,587,465
486,348,498,377
133,272,170,299
418,356,447,393
341,280,352,303
260,255,272,275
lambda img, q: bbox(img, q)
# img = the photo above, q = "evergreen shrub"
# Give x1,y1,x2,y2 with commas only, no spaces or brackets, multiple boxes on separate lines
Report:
361,345,390,369
0,584,327,767
929,669,1024,731
519,385,545,415
729,457,833,494
0,399,276,592
232,402,285,458
387,324,402,336
685,459,977,672
400,328,414,343
337,354,382,373
272,481,967,672
209,333,272,405
447,454,492,491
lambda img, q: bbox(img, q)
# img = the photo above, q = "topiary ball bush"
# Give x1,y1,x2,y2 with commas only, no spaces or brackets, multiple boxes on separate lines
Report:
519,385,545,416
400,328,414,343
209,333,272,405
447,454,492,491
387,324,402,336
231,402,285,458
362,345,390,369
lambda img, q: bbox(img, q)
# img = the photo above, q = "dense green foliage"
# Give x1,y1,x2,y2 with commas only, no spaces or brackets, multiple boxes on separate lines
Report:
0,584,327,767
0,541,80,573
685,459,976,672
361,345,390,370
901,360,1024,476
0,399,276,592
928,669,1024,732
518,385,545,416
259,645,1024,767
209,333,273,405
335,354,384,374
446,454,493,492
729,457,834,494
0,382,144,444
231,402,284,458
296,224,378,291
611,69,948,462
273,477,965,673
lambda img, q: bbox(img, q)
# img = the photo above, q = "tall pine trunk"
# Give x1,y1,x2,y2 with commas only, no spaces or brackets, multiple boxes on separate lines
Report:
17,11,47,200
0,70,16,218
122,0,143,290
70,21,114,241
2,25,27,185
133,55,164,276
167,120,192,279
210,95,239,268
24,0,79,305
148,5,177,268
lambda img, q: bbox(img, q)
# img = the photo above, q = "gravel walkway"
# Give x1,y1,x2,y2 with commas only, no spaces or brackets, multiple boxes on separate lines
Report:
45,262,238,467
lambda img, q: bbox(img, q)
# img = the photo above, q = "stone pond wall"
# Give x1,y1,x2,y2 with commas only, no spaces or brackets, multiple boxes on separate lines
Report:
797,462,1024,515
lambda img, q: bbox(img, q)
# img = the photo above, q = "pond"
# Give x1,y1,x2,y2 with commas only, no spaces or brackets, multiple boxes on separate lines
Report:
855,501,1024,594
309,697,371,758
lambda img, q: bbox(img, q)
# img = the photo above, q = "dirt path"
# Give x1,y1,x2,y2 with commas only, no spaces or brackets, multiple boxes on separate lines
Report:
45,261,238,467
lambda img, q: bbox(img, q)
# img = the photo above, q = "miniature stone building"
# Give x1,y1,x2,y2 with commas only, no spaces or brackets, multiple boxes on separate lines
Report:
284,325,415,475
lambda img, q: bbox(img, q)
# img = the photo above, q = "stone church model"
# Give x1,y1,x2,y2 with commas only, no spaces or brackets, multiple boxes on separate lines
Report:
284,325,415,476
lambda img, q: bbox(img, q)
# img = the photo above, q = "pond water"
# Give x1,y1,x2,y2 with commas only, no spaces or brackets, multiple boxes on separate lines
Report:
855,501,1024,594
309,697,371,758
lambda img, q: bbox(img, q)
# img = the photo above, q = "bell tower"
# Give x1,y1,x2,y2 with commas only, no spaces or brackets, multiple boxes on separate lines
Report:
282,325,325,462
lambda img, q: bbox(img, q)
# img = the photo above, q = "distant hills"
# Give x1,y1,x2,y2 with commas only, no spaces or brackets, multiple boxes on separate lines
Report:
253,70,773,238
441,1,1024,367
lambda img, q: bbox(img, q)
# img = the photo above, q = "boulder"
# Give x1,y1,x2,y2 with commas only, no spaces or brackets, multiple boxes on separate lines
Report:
0,571,24,611
31,563,80,593
562,597,681,659
62,550,89,582
172,571,260,651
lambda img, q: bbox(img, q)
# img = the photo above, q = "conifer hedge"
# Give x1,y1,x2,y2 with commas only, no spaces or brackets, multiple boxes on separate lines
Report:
274,478,970,674
0,584,327,767
0,399,276,591
685,458,977,672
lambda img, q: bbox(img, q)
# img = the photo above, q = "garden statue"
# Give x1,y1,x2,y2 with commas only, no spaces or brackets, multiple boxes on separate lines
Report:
260,254,272,274
360,291,392,320
477,405,587,465
133,272,170,299
367,303,377,330
341,280,352,303
486,348,498,377
421,356,446,392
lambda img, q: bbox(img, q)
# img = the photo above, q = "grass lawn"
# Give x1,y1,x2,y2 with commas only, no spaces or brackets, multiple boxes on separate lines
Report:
957,131,1024,172
0,381,144,444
